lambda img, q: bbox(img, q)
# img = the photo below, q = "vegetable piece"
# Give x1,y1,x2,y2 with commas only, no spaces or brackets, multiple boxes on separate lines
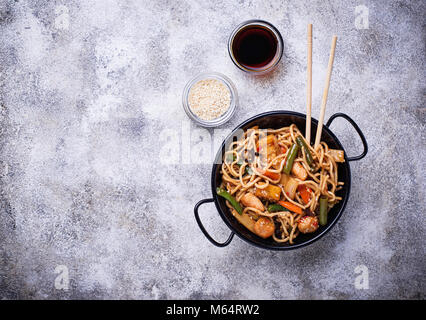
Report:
297,185,312,204
280,174,298,199
319,196,328,226
216,188,243,214
296,139,312,164
283,143,300,175
256,168,281,181
291,162,308,180
328,149,345,162
296,136,313,166
267,204,289,213
254,217,275,239
278,201,303,215
231,210,256,233
255,184,281,202
279,173,289,185
240,193,264,212
298,216,319,233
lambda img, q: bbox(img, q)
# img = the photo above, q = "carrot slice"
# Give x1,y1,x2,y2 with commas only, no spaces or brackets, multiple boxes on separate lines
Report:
297,185,312,204
256,168,280,180
278,201,303,214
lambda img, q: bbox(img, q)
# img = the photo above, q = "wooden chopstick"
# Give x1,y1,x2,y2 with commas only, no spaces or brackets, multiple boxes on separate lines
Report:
314,35,337,149
305,24,313,144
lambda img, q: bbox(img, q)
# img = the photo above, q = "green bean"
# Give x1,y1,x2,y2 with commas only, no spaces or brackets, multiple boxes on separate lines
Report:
267,204,289,213
319,196,328,226
216,188,243,214
283,143,300,175
296,136,313,166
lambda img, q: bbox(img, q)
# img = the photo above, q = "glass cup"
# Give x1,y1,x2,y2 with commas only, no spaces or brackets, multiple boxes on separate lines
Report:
182,72,238,127
228,20,284,75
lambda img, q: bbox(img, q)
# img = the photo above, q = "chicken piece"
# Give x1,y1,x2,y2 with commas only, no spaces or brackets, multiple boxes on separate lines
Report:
258,135,281,169
254,217,275,239
240,193,265,211
291,162,308,180
298,216,319,234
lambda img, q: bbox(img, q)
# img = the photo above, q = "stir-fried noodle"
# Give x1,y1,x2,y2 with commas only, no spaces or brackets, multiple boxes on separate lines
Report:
219,124,344,244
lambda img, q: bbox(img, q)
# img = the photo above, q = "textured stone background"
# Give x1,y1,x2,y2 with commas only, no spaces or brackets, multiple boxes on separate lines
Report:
0,0,424,299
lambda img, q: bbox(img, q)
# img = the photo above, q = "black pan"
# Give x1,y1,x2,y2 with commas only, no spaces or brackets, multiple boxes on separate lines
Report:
194,111,367,250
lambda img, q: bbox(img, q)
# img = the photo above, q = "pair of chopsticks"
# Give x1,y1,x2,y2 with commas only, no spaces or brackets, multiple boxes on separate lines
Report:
305,24,337,149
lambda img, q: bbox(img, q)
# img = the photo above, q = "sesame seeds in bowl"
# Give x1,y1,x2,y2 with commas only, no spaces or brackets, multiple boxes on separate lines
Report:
182,72,238,127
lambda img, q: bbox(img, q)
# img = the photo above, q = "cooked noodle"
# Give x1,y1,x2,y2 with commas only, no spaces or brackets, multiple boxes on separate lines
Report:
219,124,344,244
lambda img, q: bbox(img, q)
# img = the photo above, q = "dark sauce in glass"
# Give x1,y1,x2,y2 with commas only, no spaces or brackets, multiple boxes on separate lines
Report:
232,26,278,69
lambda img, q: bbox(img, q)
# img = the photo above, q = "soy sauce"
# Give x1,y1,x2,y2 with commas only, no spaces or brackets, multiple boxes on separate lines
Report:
232,26,278,69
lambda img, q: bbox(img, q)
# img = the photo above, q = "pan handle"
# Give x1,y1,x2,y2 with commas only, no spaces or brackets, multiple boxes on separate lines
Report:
326,113,368,161
194,198,234,247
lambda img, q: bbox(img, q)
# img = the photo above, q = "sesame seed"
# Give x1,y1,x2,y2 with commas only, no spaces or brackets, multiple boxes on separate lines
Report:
188,79,231,121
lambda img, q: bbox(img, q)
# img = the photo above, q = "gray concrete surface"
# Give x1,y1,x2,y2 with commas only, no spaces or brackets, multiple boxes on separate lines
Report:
0,0,425,299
